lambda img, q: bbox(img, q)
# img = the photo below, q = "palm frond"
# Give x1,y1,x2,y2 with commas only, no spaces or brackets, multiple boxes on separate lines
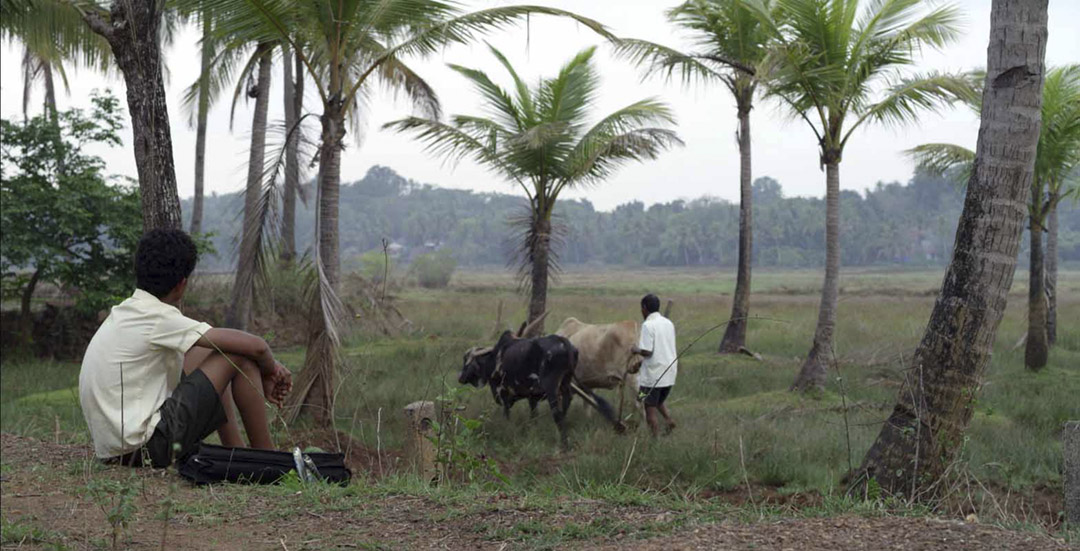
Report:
1036,65,1080,195
382,117,517,181
845,72,976,144
906,142,973,183
611,38,726,85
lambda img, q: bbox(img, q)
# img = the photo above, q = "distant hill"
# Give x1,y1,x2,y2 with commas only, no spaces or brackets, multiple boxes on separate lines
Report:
182,165,1079,272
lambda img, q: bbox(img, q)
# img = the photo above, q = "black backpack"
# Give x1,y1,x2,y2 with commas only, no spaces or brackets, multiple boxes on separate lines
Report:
178,444,351,486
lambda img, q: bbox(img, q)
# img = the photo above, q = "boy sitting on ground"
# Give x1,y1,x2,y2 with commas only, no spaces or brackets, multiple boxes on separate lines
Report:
79,229,292,467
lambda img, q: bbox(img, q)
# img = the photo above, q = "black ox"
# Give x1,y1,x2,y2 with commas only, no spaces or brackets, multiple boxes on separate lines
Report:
460,328,622,448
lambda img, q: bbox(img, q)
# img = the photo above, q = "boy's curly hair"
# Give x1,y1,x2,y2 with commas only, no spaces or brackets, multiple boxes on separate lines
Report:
135,229,199,298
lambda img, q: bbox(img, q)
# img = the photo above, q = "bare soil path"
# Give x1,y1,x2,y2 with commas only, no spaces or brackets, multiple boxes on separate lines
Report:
1,434,1069,550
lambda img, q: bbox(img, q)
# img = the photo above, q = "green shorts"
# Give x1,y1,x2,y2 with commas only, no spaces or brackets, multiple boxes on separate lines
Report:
112,370,226,468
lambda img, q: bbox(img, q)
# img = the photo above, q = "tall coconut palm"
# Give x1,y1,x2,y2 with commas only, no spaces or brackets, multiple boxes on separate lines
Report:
280,42,304,265
746,0,974,392
388,46,682,336
909,65,1080,370
224,42,275,332
857,0,1048,498
615,0,774,354
187,6,214,236
216,0,612,424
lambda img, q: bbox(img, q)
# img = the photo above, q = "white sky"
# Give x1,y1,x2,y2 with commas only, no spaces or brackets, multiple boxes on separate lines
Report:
2,0,1078,211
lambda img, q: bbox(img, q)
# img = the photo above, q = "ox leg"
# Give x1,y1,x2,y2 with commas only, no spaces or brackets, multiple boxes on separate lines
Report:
617,379,625,422
501,391,518,420
547,393,568,449
528,397,540,419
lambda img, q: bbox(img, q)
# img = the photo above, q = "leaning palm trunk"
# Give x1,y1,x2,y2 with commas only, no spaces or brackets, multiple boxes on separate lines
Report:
190,13,212,235
280,45,302,265
526,214,553,337
225,43,273,331
1025,216,1048,369
82,1,182,230
1046,205,1058,345
720,101,753,353
856,0,1047,498
791,158,840,392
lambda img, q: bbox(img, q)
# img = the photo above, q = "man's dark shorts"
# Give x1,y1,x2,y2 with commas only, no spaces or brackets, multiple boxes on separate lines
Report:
639,386,672,407
114,370,226,468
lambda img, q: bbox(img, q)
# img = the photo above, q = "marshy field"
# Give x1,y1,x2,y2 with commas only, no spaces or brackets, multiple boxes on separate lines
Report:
1,267,1077,549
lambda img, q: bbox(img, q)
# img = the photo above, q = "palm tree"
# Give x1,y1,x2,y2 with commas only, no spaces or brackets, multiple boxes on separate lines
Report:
615,0,774,354
217,0,612,424
857,0,1048,498
387,46,682,336
186,5,215,236
280,42,304,265
224,41,275,332
909,65,1080,370
2,1,111,123
746,0,974,392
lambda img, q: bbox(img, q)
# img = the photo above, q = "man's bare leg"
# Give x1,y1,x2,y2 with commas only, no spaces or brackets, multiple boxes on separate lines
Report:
657,403,676,434
644,406,661,437
190,351,274,449
184,348,243,447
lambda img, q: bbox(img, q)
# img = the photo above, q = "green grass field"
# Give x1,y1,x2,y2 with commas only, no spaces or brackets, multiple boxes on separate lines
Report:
2,267,1078,528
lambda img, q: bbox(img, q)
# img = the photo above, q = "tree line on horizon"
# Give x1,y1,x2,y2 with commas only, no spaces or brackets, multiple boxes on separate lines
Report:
183,163,1080,273
1,0,1069,501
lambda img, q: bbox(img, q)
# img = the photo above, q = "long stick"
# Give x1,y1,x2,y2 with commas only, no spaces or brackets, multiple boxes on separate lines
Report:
638,316,787,402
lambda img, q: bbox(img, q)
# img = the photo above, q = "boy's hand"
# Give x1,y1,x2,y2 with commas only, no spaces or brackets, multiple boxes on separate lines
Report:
263,362,292,407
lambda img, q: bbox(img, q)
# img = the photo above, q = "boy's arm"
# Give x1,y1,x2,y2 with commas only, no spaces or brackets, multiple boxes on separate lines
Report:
195,328,276,376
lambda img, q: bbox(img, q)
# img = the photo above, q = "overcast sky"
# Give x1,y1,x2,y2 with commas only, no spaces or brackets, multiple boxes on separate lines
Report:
2,0,1078,211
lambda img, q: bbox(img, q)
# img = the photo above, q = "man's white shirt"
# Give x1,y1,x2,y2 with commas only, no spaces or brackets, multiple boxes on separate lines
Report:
638,312,677,388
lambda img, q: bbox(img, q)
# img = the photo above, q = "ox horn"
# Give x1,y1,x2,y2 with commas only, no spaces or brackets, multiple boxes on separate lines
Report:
517,310,550,337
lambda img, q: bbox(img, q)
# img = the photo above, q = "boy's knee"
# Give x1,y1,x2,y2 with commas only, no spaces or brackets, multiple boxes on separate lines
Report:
223,353,257,372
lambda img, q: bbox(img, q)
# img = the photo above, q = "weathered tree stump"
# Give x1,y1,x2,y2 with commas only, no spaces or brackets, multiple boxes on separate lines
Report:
1065,421,1079,525
403,401,437,482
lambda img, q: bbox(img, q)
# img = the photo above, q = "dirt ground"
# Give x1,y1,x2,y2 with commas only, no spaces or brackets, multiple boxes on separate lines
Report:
0,434,1071,550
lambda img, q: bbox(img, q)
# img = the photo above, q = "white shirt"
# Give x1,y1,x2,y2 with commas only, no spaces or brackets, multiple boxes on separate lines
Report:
79,289,211,458
638,312,677,387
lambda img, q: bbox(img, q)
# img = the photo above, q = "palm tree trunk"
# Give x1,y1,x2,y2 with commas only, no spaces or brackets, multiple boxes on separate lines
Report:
280,44,301,264
526,214,552,337
1024,217,1048,369
190,13,212,236
82,1,182,231
287,104,344,426
1046,204,1058,345
42,63,58,123
225,43,273,331
791,158,841,392
720,102,753,353
856,0,1047,499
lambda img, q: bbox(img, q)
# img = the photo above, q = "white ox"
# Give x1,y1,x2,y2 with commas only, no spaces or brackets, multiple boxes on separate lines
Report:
556,317,644,422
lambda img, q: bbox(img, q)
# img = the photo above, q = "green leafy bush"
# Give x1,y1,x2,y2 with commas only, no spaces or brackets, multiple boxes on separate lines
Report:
411,250,457,288
0,92,141,316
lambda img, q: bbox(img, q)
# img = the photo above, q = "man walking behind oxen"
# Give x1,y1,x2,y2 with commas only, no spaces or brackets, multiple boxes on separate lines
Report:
633,294,678,437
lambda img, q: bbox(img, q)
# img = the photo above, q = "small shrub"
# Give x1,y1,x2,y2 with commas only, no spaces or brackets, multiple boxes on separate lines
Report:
411,250,457,289
430,384,506,487
356,250,394,284
81,473,138,550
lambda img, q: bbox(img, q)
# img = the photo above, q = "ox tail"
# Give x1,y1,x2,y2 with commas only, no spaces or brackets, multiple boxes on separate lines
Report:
569,380,625,433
